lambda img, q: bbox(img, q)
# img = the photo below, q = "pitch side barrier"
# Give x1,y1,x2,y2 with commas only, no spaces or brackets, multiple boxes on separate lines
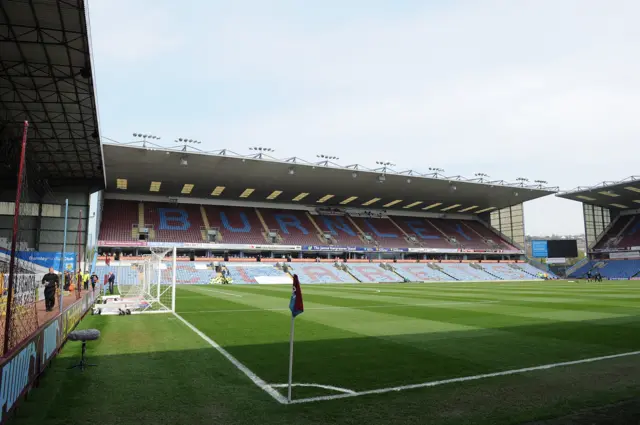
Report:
0,289,98,424
98,240,525,255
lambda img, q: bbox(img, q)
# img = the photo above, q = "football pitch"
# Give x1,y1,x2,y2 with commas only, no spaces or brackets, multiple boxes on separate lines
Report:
11,281,640,425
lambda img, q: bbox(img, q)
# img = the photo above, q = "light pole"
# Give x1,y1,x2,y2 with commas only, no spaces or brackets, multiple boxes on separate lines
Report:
475,172,489,183
429,167,445,177
316,154,339,166
249,147,274,159
132,133,160,148
176,138,201,151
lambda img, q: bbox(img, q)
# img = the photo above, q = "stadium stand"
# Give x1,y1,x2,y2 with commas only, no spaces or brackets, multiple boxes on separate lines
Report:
392,218,455,249
391,263,454,281
225,263,290,284
348,216,410,248
144,203,205,243
594,215,640,250
480,263,534,280
259,209,322,245
203,206,267,244
347,264,404,282
94,259,554,284
598,260,640,279
98,200,520,252
438,263,494,281
99,199,138,242
567,260,596,278
289,263,359,283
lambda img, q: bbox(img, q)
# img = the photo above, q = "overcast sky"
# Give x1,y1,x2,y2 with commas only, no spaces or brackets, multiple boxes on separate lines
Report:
87,0,639,236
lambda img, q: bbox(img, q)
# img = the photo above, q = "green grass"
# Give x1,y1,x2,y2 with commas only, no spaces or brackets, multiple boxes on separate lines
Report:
9,281,640,425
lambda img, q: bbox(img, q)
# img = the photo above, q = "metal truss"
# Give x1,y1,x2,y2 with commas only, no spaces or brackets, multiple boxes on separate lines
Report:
557,176,640,197
0,0,103,186
104,138,560,193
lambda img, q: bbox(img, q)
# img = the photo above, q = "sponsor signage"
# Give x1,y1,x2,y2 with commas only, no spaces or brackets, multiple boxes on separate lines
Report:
98,241,148,247
0,251,76,271
99,241,523,255
545,257,566,264
609,251,640,260
531,240,549,258
0,289,97,424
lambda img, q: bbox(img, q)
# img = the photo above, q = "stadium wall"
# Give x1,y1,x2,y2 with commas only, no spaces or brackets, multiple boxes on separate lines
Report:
0,289,98,424
583,204,613,250
487,203,525,249
0,186,90,253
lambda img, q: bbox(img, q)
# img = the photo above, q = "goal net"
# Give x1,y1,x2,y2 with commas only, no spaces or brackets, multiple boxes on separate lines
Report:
97,247,176,315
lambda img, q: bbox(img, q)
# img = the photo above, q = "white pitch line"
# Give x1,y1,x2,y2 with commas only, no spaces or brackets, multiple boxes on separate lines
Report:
205,289,244,297
179,300,499,314
289,350,640,404
172,312,287,404
270,383,356,395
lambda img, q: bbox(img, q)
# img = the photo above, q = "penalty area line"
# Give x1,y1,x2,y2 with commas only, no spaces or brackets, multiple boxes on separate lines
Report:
172,312,287,404
289,350,640,404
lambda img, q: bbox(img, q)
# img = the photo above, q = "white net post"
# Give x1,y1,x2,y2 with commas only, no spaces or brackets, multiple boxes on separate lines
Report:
171,246,177,312
96,248,176,315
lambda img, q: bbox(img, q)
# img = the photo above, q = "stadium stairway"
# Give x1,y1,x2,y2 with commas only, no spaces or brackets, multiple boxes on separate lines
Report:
346,264,404,283
289,263,358,283
380,262,410,282
471,263,503,280
508,263,538,279
427,263,458,280
391,263,454,282
598,260,640,280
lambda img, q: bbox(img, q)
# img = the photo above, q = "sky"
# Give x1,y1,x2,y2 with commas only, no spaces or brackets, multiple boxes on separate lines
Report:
86,0,639,236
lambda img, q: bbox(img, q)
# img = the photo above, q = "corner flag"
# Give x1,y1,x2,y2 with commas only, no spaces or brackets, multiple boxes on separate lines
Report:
289,274,304,317
287,274,304,402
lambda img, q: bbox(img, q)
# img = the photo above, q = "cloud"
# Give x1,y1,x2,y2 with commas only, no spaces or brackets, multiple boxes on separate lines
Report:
88,0,640,235
87,0,185,64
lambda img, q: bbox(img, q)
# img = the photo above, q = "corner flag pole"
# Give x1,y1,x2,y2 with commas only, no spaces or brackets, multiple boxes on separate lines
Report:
287,314,295,402
287,275,304,403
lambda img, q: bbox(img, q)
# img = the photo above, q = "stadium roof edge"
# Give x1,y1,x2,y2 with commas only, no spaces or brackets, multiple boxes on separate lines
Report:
0,0,104,188
556,176,640,210
102,140,560,192
101,141,558,213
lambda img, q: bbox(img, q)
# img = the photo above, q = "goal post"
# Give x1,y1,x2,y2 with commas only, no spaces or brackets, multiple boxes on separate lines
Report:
98,246,176,315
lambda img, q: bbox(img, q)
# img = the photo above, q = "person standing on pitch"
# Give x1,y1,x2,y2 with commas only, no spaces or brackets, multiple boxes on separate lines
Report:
42,267,59,312
90,272,99,292
108,272,115,295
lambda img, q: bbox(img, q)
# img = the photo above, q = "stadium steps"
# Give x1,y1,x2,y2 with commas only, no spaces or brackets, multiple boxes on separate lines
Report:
200,206,210,241
425,219,457,246
428,263,458,281
565,257,589,277
510,263,538,278
472,263,503,280
462,222,484,239
618,216,636,239
335,262,362,282
138,203,145,228
384,264,410,282
305,212,332,244
387,217,420,246
590,216,621,249
345,215,377,246
254,209,277,243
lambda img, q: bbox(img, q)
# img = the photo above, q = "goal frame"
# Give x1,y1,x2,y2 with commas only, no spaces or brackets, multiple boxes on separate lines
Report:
97,246,177,315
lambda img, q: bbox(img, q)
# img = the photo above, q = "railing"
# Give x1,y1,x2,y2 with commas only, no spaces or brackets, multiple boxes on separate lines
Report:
565,257,589,276
526,257,548,273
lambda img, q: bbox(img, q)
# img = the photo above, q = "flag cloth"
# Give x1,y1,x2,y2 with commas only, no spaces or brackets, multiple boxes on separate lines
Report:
289,274,304,317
